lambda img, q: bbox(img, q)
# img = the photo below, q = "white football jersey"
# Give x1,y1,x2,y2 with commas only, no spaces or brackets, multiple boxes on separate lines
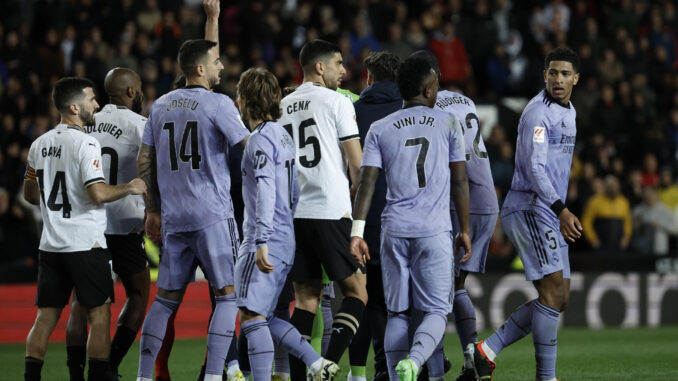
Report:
278,82,359,219
87,105,146,234
26,124,107,252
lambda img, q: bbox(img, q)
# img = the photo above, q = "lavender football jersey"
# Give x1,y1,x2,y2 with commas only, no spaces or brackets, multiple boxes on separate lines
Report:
436,90,498,214
362,105,466,237
142,86,250,233
502,90,577,219
240,121,299,263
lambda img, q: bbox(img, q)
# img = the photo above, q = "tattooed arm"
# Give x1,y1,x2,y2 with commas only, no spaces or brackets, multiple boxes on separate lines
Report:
137,143,162,243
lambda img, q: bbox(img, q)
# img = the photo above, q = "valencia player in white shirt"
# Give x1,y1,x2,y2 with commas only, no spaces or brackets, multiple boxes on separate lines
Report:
23,77,146,381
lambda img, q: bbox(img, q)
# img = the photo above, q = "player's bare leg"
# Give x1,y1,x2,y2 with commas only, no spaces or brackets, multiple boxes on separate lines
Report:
66,292,88,381
111,268,150,373
24,307,62,380
86,302,115,380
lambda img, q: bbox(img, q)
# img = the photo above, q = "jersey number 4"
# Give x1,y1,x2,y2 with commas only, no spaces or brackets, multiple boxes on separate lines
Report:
283,118,321,168
163,121,202,171
36,170,72,218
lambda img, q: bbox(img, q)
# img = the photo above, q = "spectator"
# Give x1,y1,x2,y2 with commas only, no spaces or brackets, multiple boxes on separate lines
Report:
658,168,678,211
382,23,414,60
581,175,632,253
429,21,470,87
632,187,678,255
597,48,624,84
641,152,660,187
624,167,645,207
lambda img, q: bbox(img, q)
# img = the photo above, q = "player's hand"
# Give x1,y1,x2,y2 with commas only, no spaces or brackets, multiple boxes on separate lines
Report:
350,236,370,266
559,208,582,243
127,178,147,195
455,232,472,263
255,244,274,273
204,0,220,19
145,211,162,244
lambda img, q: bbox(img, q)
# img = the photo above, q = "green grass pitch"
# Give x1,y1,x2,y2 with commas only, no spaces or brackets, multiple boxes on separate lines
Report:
1,327,676,380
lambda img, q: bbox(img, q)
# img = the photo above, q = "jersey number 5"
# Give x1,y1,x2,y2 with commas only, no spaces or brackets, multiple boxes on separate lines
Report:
36,170,72,218
283,118,321,168
162,121,202,171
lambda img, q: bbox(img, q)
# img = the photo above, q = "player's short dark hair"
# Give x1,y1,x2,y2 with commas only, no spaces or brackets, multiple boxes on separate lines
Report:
364,51,401,82
178,39,217,76
409,50,440,78
299,39,341,73
52,77,95,112
237,68,282,121
397,57,434,101
545,47,580,72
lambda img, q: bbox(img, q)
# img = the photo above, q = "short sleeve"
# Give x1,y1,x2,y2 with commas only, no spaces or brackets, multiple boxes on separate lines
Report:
335,95,360,141
361,124,382,169
215,96,250,147
447,115,466,163
141,110,155,147
80,139,106,187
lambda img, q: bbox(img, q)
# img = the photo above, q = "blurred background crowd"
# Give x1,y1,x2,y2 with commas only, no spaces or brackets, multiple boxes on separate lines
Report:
1,0,677,282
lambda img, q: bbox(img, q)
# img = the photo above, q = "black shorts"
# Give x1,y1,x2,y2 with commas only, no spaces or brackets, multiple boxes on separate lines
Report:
36,249,115,308
105,233,147,276
291,218,365,283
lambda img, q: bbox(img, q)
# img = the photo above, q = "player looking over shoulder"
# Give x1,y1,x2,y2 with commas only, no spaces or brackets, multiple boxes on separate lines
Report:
234,67,338,381
409,50,500,381
471,47,582,381
65,67,150,380
135,36,249,381
350,56,472,381
277,39,367,380
23,77,146,381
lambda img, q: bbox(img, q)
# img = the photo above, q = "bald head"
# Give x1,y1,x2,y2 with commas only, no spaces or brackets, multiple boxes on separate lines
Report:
104,67,143,112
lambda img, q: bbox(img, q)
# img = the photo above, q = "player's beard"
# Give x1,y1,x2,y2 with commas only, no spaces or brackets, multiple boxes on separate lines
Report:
132,93,143,114
208,72,221,90
79,107,95,126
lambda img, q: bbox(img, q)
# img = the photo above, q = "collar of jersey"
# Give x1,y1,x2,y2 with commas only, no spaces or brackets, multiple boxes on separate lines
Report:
402,103,429,110
184,84,208,90
56,123,81,131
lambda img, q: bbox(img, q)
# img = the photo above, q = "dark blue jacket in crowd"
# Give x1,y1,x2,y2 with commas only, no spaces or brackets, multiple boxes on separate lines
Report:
353,80,402,260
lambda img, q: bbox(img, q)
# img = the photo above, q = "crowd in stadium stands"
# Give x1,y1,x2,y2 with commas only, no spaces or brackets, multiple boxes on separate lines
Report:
1,0,678,278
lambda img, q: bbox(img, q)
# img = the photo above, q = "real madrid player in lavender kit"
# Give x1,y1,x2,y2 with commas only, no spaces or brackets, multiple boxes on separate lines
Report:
135,39,250,381
234,67,335,381
411,50,500,381
350,57,472,381
471,47,582,381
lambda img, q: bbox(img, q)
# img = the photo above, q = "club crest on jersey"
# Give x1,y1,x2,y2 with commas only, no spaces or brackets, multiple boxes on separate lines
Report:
533,126,546,143
254,150,267,169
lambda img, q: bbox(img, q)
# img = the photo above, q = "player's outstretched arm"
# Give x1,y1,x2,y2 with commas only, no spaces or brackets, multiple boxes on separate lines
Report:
204,0,220,51
450,161,472,262
86,178,146,204
349,166,379,266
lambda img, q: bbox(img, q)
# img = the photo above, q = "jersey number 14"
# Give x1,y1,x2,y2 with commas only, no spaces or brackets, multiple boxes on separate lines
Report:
163,121,202,171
